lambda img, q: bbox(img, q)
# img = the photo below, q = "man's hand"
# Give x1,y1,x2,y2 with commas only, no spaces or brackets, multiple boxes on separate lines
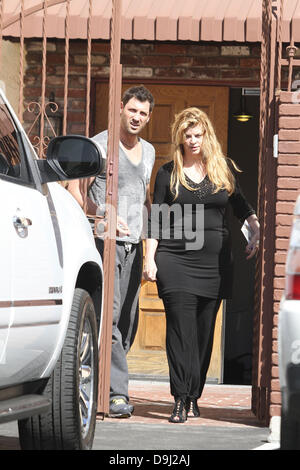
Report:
95,215,130,239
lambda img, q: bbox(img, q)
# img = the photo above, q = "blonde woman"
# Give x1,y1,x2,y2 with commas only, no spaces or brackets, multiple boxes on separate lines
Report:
144,108,260,423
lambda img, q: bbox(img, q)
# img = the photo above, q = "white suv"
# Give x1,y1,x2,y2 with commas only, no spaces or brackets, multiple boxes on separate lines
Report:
279,194,300,449
0,90,104,450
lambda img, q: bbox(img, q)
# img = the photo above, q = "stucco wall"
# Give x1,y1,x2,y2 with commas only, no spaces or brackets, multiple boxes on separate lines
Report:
0,39,24,115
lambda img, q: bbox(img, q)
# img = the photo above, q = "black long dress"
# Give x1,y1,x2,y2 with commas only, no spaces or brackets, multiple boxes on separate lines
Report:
149,161,255,300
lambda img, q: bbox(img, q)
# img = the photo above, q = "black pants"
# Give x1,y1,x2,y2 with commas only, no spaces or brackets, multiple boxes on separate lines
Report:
162,291,222,401
95,238,143,401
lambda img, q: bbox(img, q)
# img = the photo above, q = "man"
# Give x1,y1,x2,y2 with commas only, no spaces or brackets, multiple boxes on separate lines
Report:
68,85,155,418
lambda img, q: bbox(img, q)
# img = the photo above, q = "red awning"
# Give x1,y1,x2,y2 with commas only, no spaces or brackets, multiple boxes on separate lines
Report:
2,0,300,43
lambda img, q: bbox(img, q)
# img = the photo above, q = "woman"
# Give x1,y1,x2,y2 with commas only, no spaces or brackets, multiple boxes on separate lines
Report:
144,107,260,423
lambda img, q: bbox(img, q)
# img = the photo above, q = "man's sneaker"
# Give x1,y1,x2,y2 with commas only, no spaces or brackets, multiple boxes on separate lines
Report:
128,402,134,414
108,398,132,418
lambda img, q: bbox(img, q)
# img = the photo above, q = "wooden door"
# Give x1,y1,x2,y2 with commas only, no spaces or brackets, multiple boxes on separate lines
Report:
94,83,229,381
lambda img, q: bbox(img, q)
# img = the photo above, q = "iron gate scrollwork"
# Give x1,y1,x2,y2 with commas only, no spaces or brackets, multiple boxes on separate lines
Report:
26,97,61,158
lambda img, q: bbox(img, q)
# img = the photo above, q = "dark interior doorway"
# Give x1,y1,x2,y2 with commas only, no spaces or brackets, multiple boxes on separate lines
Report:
223,87,260,385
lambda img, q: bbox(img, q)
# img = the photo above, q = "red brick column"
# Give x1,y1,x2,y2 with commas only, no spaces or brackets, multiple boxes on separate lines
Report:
271,91,300,418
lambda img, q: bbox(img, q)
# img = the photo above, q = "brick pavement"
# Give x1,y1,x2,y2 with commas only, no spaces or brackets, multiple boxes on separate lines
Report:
99,380,265,428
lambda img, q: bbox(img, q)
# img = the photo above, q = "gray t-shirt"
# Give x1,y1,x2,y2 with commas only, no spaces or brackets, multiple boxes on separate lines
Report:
89,130,155,244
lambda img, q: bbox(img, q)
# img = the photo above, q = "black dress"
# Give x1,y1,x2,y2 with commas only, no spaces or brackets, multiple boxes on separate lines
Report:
149,161,255,300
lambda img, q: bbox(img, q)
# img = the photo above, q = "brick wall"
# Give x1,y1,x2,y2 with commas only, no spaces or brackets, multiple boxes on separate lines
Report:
22,39,261,136
271,91,300,418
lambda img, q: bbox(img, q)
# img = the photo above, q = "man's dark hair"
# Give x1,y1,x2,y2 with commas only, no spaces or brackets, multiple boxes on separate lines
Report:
122,85,155,113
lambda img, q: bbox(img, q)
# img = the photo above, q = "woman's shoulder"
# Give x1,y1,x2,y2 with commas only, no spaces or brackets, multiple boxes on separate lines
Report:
158,160,174,174
155,160,173,183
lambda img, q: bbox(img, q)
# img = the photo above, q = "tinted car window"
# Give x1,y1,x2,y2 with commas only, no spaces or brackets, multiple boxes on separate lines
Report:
0,97,30,182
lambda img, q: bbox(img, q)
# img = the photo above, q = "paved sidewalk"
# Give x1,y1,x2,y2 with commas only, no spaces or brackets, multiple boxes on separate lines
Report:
0,380,274,450
94,380,275,450
100,380,265,428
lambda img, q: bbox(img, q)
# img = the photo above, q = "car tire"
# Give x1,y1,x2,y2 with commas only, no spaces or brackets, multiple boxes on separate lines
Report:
280,408,300,450
18,288,99,450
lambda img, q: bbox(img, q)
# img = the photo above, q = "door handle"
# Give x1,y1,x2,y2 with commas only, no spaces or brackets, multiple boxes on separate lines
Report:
13,215,32,237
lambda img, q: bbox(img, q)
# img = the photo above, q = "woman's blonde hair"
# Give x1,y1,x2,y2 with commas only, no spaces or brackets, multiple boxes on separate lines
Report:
170,107,239,199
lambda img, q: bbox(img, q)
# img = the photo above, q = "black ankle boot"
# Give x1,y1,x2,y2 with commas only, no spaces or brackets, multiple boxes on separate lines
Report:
169,398,187,423
185,397,200,418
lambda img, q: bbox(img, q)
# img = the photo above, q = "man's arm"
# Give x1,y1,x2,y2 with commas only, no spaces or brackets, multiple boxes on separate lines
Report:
68,178,98,215
68,178,130,237
145,184,152,215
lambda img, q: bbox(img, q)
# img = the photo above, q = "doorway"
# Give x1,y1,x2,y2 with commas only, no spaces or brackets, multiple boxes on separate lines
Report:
223,88,260,385
93,81,229,383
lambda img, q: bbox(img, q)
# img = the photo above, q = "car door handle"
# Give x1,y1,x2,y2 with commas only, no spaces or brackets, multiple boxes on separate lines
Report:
13,215,32,237
13,215,32,229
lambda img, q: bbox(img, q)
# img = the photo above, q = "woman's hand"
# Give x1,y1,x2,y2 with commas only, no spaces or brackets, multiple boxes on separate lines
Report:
143,259,158,282
245,214,260,260
245,231,260,259
143,239,159,281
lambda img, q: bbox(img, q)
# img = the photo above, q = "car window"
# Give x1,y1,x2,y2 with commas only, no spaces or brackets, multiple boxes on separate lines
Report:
0,96,31,183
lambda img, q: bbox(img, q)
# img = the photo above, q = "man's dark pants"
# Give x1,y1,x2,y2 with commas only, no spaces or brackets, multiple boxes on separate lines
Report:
95,238,143,402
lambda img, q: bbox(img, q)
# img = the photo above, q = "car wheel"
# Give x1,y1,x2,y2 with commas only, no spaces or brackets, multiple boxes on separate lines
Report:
281,408,300,450
18,288,99,450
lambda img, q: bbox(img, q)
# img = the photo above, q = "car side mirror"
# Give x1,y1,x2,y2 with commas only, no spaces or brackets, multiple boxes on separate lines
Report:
36,135,105,184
